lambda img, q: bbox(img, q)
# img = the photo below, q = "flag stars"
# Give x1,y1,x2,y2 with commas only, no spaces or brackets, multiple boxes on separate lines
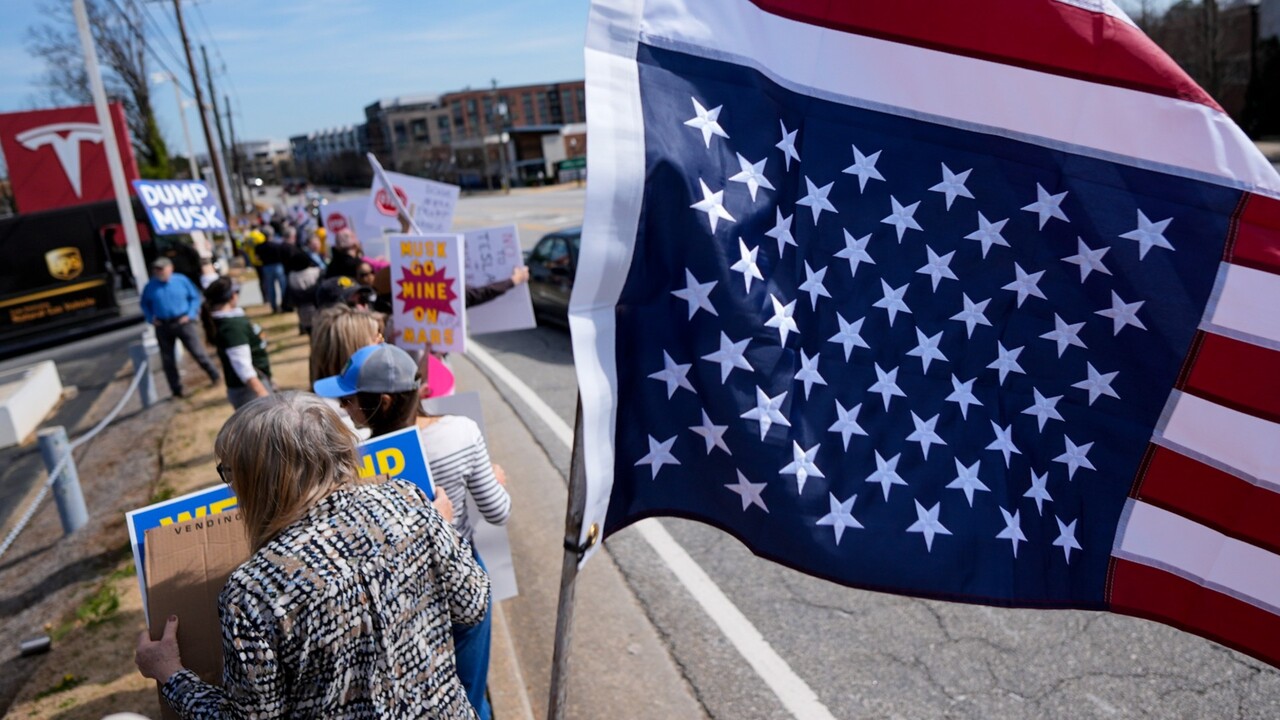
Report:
1096,291,1147,335
798,261,831,309
765,294,800,345
1062,237,1112,282
950,293,992,338
728,153,774,202
689,410,731,456
794,349,828,399
1022,389,1065,431
945,375,984,419
796,176,838,224
868,363,907,410
730,238,764,292
1022,183,1070,229
776,119,801,170
690,178,735,233
765,208,796,256
1072,362,1120,405
881,196,923,242
780,441,825,494
671,269,718,320
873,280,913,327
946,458,990,506
916,246,958,291
702,331,753,383
1040,314,1088,357
866,451,907,500
816,493,863,545
835,229,875,278
741,387,791,439
635,435,680,480
828,400,867,450
987,341,1026,385
1054,516,1082,563
907,500,952,552
1120,209,1174,259
648,351,695,398
1024,469,1053,515
725,471,768,512
683,98,729,148
965,212,1010,258
842,144,884,191
906,412,946,459
907,328,948,373
996,507,1028,558
828,313,870,360
987,420,1021,468
1054,436,1096,479
928,163,974,209
1002,263,1047,307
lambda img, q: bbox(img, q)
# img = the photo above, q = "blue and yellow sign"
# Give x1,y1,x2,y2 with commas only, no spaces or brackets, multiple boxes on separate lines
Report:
126,483,238,606
358,426,435,500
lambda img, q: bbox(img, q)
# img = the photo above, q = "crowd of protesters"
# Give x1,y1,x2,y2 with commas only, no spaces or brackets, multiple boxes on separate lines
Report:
134,212,516,718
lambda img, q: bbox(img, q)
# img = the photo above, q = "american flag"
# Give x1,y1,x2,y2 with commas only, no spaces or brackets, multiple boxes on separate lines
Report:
573,0,1280,665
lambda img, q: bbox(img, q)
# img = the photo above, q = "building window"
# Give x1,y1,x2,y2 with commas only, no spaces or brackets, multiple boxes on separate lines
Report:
394,121,407,144
522,93,534,124
577,88,586,119
410,118,428,140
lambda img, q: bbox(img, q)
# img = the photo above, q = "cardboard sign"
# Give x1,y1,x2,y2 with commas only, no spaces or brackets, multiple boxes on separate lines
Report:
364,170,460,234
131,180,228,234
390,233,466,353
421,392,519,602
358,425,435,500
463,225,537,335
126,483,238,610
145,512,250,720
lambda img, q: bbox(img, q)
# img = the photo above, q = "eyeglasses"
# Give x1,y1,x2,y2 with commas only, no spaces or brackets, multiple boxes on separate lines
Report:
357,270,375,279
216,462,230,485
338,395,356,408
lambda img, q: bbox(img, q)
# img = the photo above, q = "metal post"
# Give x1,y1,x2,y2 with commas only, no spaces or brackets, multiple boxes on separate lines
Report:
129,342,158,408
38,427,87,536
169,75,198,179
547,402,594,720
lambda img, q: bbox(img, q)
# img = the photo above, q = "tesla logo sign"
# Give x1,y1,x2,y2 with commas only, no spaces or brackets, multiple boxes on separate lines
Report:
0,102,140,214
16,122,105,197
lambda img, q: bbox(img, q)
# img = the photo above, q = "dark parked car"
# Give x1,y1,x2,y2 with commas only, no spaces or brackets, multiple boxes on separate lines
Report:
526,227,580,325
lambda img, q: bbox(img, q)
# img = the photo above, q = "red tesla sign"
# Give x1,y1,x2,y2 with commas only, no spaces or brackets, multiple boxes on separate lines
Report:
0,103,140,214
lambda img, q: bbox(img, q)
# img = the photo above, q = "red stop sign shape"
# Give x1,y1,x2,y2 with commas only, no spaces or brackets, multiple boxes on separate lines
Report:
326,212,349,232
374,186,409,216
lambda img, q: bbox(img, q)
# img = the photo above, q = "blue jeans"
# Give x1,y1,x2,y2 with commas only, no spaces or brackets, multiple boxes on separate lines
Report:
261,263,286,312
453,548,492,720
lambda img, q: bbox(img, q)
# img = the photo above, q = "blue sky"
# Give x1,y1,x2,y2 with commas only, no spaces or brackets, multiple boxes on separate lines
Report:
0,0,589,150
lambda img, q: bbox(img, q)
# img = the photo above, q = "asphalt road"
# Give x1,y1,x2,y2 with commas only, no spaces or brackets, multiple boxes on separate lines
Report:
453,187,1280,719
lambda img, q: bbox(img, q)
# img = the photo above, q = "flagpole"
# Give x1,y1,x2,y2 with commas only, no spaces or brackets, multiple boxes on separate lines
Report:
365,152,421,234
547,400,597,720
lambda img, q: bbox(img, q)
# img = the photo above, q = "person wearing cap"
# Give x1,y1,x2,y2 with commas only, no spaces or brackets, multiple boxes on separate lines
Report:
314,275,377,312
314,344,510,720
201,278,273,409
141,257,221,398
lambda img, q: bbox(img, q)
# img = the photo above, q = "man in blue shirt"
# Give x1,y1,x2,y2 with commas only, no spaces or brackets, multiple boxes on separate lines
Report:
141,257,221,398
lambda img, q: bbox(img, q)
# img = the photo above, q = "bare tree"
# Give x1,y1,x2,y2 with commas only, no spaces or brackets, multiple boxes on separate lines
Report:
26,0,172,178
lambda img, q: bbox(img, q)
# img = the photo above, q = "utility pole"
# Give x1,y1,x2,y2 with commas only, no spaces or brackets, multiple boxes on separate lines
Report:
202,45,238,215
171,0,232,222
224,94,249,211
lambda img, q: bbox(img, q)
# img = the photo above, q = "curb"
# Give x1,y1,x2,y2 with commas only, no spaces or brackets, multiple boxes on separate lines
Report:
489,602,537,720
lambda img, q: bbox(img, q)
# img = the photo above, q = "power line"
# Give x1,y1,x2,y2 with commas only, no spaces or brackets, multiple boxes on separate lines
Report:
99,0,197,97
189,0,247,137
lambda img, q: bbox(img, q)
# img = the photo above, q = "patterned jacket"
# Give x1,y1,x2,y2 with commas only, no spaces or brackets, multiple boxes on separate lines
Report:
161,479,489,719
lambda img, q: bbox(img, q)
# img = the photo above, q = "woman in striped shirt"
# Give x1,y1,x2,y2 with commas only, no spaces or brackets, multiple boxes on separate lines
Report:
314,344,510,720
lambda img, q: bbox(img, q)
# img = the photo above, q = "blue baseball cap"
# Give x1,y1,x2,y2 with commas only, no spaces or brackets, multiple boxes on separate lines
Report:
313,343,418,398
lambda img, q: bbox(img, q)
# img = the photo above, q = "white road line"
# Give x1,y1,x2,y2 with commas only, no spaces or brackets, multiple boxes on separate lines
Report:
467,342,839,720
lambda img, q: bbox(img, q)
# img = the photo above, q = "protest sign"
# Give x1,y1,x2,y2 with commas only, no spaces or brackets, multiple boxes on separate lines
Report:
364,170,460,234
323,197,392,260
421,391,519,601
131,179,227,234
357,425,435,500
125,483,238,609
463,224,537,335
389,233,466,353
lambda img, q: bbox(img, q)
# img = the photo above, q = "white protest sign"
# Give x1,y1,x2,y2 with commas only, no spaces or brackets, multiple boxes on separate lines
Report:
364,170,460,234
389,233,466,353
463,224,537,335
323,197,391,260
421,391,519,602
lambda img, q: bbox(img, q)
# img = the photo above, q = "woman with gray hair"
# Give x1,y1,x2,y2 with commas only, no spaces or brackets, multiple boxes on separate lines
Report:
135,392,489,719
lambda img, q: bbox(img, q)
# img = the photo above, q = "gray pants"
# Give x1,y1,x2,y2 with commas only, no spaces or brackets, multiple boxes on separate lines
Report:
155,318,220,395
